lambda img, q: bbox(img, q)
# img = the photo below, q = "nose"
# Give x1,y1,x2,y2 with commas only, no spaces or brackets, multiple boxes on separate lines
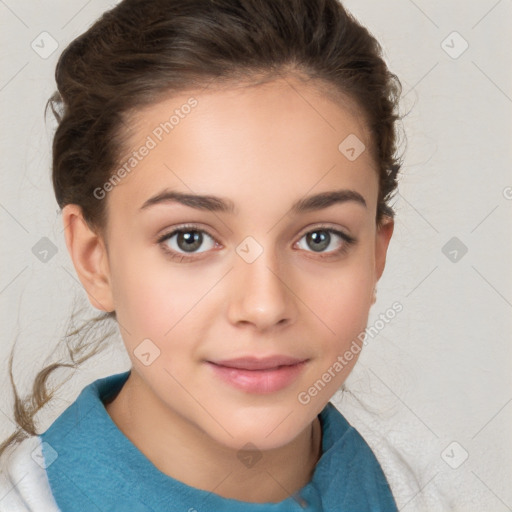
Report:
226,247,297,332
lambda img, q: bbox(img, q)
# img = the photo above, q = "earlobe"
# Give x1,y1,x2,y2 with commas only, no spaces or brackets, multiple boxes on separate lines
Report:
62,204,114,312
374,215,394,282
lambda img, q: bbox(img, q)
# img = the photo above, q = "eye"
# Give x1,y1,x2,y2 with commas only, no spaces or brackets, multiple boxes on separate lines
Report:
156,224,356,262
295,226,356,258
157,225,217,261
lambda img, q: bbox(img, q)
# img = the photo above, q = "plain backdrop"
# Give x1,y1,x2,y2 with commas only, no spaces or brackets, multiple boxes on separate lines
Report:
1,1,511,510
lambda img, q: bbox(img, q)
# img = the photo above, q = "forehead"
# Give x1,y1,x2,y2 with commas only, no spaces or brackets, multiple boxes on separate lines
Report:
107,76,379,220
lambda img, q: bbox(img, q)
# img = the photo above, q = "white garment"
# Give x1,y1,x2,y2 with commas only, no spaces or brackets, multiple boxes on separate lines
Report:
0,436,60,512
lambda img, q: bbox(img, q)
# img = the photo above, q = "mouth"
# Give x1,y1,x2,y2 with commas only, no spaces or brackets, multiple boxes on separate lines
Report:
206,355,309,394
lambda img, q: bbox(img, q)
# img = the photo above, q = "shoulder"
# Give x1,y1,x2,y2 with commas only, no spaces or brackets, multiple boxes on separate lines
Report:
0,435,60,512
314,404,397,508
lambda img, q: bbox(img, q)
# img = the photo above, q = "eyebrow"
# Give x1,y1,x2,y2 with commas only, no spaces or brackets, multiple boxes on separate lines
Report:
139,188,367,214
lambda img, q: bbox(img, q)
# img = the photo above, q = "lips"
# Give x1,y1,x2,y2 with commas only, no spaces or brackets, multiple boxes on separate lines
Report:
206,355,309,393
209,355,308,370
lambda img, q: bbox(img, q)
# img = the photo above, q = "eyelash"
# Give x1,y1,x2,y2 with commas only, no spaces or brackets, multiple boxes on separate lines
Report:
156,223,357,262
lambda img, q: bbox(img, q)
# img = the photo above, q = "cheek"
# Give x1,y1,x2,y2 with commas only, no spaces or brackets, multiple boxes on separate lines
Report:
305,259,374,336
107,242,173,336
292,261,374,408
299,261,374,392
109,230,374,356
108,245,218,348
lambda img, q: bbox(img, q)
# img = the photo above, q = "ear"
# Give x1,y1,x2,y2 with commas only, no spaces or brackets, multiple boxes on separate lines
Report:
374,215,394,283
62,204,114,312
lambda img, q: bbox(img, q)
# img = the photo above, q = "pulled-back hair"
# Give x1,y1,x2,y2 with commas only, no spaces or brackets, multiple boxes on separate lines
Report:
2,0,404,462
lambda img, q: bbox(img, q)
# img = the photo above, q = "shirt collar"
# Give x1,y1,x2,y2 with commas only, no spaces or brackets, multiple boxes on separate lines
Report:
41,370,396,511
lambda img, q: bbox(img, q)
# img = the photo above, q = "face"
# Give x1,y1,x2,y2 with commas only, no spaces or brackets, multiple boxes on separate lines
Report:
96,76,393,451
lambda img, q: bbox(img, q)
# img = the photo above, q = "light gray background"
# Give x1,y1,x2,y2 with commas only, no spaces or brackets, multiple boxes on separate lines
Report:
1,1,511,510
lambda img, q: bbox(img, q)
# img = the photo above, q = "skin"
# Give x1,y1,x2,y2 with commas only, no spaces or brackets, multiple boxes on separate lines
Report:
62,74,394,504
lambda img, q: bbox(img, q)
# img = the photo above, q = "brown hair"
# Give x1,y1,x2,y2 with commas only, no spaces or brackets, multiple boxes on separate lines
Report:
1,0,404,457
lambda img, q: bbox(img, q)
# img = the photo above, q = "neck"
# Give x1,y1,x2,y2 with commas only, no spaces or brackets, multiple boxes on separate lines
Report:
104,371,323,503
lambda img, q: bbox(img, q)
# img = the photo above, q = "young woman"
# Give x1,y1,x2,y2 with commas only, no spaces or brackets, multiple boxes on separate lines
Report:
0,0,407,510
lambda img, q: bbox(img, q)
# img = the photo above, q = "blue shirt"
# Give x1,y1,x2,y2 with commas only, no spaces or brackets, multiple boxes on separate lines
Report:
40,370,398,511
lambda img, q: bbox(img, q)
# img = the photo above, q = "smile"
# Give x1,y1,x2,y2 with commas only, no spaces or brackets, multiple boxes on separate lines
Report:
206,357,309,394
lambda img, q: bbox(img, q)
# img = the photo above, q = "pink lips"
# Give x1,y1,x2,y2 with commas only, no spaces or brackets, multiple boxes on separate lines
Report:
206,355,308,394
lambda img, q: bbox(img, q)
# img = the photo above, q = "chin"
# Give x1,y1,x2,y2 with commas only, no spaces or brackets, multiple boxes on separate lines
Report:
200,405,313,452
218,427,302,453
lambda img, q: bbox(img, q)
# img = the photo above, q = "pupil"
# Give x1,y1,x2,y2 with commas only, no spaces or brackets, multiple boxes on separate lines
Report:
175,230,330,254
308,230,329,252
178,231,201,252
